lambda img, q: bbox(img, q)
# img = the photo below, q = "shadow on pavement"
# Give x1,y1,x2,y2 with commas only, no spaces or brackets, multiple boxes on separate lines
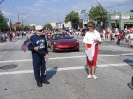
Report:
84,65,88,74
123,59,133,68
127,83,133,90
46,67,58,80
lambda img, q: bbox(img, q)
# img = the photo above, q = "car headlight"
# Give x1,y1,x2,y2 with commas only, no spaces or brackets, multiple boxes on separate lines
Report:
53,42,57,44
53,42,59,45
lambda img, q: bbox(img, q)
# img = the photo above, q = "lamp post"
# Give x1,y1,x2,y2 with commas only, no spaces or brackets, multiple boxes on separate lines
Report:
95,0,103,29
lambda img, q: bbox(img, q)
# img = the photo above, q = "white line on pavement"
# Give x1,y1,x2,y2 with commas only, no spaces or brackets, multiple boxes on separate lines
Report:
0,53,133,63
0,62,132,76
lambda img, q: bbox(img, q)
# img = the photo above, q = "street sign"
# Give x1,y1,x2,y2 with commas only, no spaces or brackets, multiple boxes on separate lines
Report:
80,10,87,13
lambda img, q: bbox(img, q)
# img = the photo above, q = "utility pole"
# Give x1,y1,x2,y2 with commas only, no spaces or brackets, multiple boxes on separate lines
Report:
95,0,103,29
21,13,24,31
18,13,24,31
18,13,21,31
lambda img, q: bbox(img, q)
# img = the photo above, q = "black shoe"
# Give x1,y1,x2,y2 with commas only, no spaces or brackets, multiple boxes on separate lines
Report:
42,79,50,84
37,81,43,87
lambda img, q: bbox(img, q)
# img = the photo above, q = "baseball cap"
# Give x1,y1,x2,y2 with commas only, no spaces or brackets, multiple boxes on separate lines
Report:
35,25,43,30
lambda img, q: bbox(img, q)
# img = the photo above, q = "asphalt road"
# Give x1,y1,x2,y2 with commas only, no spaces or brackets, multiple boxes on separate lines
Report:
0,35,133,99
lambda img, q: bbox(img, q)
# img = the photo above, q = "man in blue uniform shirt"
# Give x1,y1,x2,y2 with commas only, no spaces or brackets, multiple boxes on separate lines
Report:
28,25,50,87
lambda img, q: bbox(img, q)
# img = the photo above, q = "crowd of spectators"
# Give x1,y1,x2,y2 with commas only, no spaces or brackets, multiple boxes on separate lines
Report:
0,31,31,43
100,27,133,47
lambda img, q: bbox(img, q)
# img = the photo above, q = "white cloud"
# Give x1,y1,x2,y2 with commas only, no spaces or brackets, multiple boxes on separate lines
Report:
63,0,69,1
52,0,60,2
34,3,45,7
34,0,47,7
2,11,12,16
71,5,79,10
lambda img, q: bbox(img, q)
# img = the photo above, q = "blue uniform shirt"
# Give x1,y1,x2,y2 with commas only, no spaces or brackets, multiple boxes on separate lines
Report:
28,34,48,55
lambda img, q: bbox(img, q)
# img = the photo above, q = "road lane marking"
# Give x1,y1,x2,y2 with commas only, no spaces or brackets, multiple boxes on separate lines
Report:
0,53,133,63
0,62,132,76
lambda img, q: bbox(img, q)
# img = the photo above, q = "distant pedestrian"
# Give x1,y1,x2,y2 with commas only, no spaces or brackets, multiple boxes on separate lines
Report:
121,32,125,44
22,31,24,37
9,33,13,42
83,21,101,79
28,25,50,87
125,30,131,46
130,32,133,46
110,32,113,41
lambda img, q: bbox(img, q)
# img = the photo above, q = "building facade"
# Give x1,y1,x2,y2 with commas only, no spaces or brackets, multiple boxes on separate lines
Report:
49,22,72,30
107,11,133,30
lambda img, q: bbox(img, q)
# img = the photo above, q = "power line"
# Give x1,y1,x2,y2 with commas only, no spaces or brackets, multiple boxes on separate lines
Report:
9,0,20,13
3,1,16,15
106,1,133,9
0,0,4,4
0,4,6,11
4,0,18,14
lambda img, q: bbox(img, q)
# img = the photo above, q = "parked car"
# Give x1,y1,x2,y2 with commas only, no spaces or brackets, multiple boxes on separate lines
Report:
47,33,79,52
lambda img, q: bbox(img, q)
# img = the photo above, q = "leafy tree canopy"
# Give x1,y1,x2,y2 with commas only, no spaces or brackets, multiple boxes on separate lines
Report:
130,9,133,12
23,26,30,31
0,10,8,32
89,5,108,22
64,11,79,29
15,22,21,24
43,23,52,30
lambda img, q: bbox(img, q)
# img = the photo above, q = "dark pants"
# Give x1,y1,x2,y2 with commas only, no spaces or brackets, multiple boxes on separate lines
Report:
32,54,47,81
10,37,12,42
117,39,121,45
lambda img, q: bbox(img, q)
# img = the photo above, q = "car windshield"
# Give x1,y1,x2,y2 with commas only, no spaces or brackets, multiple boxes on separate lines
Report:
52,34,71,40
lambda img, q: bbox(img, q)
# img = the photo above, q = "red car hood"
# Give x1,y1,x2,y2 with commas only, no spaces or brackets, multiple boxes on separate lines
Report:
56,39,77,45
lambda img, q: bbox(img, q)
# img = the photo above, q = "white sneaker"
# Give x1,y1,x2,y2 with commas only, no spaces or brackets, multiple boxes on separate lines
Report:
92,75,98,79
87,75,92,79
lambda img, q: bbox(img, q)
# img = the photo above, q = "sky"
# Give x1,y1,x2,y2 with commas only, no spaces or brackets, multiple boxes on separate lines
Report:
0,0,133,26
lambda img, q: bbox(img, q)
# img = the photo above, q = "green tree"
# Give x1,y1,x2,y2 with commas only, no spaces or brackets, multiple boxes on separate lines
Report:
130,9,133,12
11,27,15,32
65,11,79,30
23,26,30,31
15,22,21,24
0,10,8,32
89,5,108,27
43,23,52,30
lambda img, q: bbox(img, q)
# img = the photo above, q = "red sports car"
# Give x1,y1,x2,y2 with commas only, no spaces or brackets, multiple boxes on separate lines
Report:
47,34,79,52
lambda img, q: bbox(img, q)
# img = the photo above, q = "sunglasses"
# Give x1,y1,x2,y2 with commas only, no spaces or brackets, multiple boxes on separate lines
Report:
88,26,92,27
